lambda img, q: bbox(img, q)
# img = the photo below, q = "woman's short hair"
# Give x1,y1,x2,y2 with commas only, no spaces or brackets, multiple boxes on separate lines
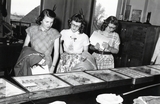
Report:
68,13,86,33
36,9,56,25
101,16,119,31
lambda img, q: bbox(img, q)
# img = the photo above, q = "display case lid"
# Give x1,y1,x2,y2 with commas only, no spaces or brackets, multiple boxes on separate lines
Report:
85,69,131,82
130,65,160,75
12,74,71,92
0,78,26,98
55,71,104,86
147,64,160,70
111,67,151,78
110,67,154,84
0,78,28,104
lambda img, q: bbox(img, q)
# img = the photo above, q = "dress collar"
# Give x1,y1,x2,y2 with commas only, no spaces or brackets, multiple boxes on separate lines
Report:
39,25,50,32
69,29,80,34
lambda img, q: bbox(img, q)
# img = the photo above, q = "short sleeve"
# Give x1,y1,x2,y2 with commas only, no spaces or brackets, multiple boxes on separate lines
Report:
50,28,60,40
113,32,120,49
60,30,65,41
26,26,32,37
83,34,90,46
25,26,38,38
89,30,99,46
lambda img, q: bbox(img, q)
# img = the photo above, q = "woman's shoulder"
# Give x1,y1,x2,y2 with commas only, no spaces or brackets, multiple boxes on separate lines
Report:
81,33,89,39
91,30,101,35
61,29,69,31
113,32,119,37
26,25,39,32
48,28,60,39
50,28,60,33
60,29,70,33
112,32,120,40
28,25,39,29
60,29,73,36
48,28,60,36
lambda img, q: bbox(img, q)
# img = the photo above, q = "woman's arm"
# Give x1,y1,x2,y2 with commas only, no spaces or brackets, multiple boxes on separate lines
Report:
89,43,102,51
102,42,119,54
108,45,119,54
50,38,60,73
23,34,30,47
89,44,97,51
59,39,64,54
83,45,89,52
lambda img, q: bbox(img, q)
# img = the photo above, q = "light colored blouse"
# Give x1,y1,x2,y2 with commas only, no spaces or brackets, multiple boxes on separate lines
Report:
90,30,120,51
60,29,89,54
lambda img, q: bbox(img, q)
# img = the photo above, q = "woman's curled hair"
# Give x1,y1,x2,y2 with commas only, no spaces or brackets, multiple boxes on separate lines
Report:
36,9,56,25
68,13,86,33
101,16,119,31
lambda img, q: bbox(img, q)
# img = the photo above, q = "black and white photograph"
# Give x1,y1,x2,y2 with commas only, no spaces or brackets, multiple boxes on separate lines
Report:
1,0,160,104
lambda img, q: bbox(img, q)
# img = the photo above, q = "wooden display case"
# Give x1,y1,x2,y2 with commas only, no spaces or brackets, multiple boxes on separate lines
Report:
1,65,158,104
147,64,160,81
147,64,160,70
55,71,105,93
12,74,71,100
110,67,154,84
130,66,160,76
55,71,104,86
0,78,28,104
85,69,132,88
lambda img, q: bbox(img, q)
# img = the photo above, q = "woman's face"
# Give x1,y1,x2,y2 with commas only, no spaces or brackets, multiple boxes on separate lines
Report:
70,20,81,33
41,15,54,31
105,23,116,33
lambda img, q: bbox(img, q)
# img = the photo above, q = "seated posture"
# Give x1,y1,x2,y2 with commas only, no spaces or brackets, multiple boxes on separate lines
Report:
90,16,120,69
57,13,97,73
14,46,50,76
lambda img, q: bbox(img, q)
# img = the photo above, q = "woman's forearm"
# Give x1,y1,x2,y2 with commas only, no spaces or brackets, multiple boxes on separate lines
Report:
50,38,60,73
89,44,98,51
107,46,119,54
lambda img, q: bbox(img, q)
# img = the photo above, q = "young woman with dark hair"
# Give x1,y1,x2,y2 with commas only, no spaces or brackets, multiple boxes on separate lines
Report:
90,16,120,69
56,13,97,73
23,9,60,73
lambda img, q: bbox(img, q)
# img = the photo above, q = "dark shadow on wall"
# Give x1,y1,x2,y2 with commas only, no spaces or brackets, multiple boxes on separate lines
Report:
52,17,61,32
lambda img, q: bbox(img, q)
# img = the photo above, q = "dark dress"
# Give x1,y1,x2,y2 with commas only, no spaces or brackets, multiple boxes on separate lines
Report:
14,46,44,76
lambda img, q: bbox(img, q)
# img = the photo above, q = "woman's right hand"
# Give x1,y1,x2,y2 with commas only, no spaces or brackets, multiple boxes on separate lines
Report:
95,43,100,50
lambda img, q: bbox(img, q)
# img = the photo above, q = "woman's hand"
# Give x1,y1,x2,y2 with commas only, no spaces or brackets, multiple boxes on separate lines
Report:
95,43,100,50
50,65,55,73
102,42,109,49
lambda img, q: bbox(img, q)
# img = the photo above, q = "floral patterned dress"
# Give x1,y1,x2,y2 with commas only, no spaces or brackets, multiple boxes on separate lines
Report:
57,29,90,73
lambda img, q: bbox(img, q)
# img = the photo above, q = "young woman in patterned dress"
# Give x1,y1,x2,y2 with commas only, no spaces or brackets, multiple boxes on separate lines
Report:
56,13,92,73
90,16,120,69
23,9,60,73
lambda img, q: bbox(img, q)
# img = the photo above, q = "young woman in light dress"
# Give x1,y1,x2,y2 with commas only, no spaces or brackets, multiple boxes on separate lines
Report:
90,16,120,69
